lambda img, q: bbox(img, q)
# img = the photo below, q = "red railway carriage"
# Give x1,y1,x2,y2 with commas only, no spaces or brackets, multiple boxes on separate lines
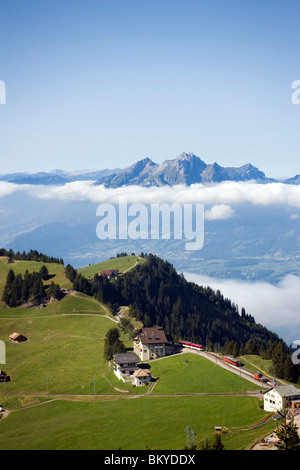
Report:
223,356,242,367
178,340,204,351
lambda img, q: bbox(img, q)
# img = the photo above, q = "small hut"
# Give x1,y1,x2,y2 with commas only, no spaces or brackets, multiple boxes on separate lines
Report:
9,332,27,343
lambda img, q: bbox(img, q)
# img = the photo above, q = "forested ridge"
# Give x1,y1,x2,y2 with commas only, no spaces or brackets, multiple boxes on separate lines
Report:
1,250,299,383
70,253,298,383
68,254,280,349
0,248,63,265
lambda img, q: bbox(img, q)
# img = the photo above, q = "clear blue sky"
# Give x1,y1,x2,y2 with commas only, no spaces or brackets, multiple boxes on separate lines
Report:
0,0,299,178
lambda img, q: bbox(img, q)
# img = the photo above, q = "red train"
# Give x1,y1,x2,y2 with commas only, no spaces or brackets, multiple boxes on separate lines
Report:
178,340,204,351
223,356,242,367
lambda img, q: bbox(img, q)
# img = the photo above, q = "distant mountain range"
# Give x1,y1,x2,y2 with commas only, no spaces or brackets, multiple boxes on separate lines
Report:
0,168,123,185
94,152,275,187
0,152,299,187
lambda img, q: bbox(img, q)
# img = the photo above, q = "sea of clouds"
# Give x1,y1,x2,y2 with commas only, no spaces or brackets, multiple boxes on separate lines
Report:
184,272,300,345
1,179,300,212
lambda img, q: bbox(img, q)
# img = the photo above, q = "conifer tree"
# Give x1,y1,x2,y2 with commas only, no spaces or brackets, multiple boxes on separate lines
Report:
103,328,125,361
276,422,300,450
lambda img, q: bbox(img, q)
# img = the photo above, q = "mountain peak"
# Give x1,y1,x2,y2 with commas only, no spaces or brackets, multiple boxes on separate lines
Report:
176,151,197,159
175,152,205,163
93,152,272,187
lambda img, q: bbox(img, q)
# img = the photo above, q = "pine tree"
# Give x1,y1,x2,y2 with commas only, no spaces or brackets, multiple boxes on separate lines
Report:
103,328,125,361
1,284,10,304
65,264,77,282
6,269,15,288
276,422,300,450
212,434,225,450
49,282,62,300
39,265,49,280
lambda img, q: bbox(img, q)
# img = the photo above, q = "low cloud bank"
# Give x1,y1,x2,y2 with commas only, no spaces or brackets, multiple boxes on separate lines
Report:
35,180,300,209
184,272,300,344
1,180,300,210
0,182,33,198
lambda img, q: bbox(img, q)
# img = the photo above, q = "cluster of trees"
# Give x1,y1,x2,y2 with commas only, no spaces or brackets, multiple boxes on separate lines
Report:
2,266,62,307
0,248,64,265
65,264,91,295
83,254,280,348
199,434,225,451
103,328,125,361
115,252,147,258
2,268,46,307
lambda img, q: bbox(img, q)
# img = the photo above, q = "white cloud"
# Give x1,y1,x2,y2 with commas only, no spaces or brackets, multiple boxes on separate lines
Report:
205,204,235,220
2,180,300,210
0,181,31,198
29,180,300,209
184,272,300,344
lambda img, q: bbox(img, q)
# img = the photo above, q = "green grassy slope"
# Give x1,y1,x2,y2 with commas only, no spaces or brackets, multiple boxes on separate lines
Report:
149,353,258,394
77,255,144,278
0,256,71,302
0,255,278,450
0,395,273,450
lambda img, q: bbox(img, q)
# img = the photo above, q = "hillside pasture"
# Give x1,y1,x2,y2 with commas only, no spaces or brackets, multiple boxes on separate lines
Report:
149,353,258,394
0,257,71,302
0,256,278,450
0,310,120,395
0,395,274,450
77,255,144,278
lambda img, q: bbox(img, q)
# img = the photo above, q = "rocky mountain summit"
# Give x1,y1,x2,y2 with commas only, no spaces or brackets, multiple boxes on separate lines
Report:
94,152,273,187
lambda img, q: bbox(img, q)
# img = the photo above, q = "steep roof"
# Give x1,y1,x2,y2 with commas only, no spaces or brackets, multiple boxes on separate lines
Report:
9,332,23,340
134,369,151,377
138,326,168,345
100,269,118,276
264,385,300,397
113,352,139,364
274,385,300,397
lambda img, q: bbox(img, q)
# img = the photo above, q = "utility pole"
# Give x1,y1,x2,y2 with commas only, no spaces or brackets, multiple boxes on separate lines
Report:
190,430,197,447
185,426,190,448
185,426,196,449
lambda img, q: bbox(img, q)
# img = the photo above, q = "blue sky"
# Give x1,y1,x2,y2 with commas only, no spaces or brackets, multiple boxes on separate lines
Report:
0,0,299,177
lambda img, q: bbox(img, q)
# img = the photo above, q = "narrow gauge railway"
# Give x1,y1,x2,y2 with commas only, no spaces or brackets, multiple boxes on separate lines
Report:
178,340,205,351
223,356,242,367
180,345,272,387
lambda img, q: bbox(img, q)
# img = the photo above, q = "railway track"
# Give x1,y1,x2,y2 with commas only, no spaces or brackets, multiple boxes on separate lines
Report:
181,347,272,388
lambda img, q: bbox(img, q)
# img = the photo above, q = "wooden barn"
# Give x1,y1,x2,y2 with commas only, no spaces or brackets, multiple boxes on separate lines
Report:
9,332,27,343
98,269,119,279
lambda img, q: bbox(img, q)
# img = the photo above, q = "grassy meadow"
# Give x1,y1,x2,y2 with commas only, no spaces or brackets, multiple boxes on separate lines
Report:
0,256,72,298
0,395,274,450
0,255,279,450
77,255,145,278
149,353,258,394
